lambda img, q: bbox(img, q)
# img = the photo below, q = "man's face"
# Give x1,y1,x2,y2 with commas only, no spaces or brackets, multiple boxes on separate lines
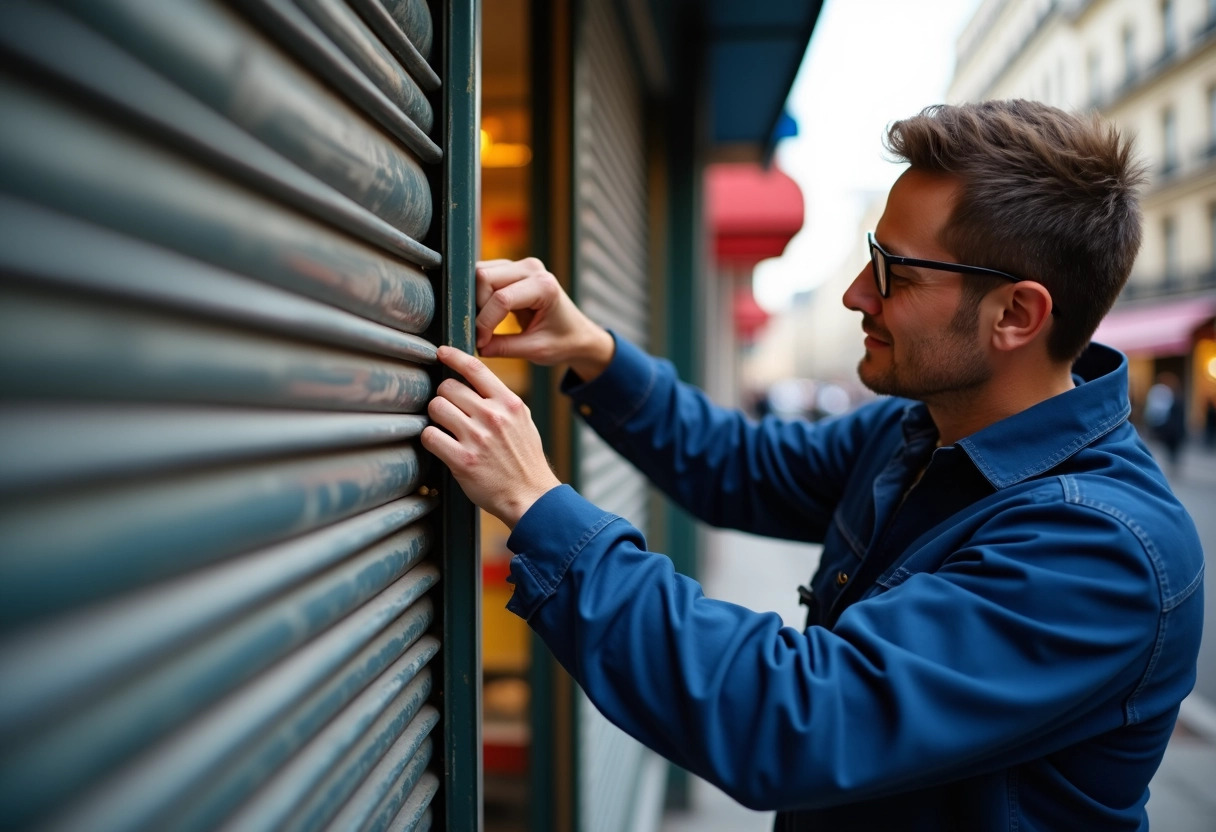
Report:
842,169,992,401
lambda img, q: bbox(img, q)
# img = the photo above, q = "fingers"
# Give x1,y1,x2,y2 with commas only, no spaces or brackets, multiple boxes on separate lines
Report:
475,257,552,311
436,345,513,400
477,331,534,359
474,273,558,349
474,259,514,309
419,424,462,468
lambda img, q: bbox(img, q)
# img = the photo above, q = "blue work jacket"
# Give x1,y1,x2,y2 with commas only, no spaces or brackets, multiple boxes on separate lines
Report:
504,335,1204,830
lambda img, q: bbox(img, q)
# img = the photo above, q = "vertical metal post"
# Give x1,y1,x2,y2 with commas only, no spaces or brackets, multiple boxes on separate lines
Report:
441,0,482,829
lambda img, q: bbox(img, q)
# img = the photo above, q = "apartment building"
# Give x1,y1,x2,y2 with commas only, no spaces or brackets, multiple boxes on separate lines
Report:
950,0,1216,430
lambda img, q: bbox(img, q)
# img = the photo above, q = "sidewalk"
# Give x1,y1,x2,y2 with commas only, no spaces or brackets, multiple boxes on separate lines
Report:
659,512,1216,831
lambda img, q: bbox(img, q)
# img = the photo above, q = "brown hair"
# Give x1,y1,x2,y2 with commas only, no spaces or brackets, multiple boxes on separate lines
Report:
885,100,1147,363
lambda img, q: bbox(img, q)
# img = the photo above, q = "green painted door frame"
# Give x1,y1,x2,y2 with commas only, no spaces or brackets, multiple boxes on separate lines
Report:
440,0,483,828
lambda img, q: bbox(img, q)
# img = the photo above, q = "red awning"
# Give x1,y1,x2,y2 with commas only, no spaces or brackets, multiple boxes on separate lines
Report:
734,285,770,342
1092,296,1216,355
708,163,804,266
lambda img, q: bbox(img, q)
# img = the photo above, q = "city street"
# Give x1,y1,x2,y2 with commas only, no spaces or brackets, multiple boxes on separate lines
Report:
662,440,1216,831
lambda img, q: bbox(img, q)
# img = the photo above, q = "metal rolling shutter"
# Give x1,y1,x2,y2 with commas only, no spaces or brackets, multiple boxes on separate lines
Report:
572,4,663,831
0,1,452,830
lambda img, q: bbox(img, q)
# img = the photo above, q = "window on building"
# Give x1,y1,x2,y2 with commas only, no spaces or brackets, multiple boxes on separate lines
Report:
1209,205,1216,270
1163,216,1179,283
1208,86,1216,156
1088,50,1102,104
1122,25,1136,86
1162,0,1177,56
1163,106,1179,174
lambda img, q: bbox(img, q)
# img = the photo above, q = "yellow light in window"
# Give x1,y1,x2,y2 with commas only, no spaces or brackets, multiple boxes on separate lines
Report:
480,122,531,168
1207,355,1216,381
482,143,532,168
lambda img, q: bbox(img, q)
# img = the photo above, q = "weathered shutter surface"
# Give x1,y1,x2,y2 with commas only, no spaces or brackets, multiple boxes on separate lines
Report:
572,3,663,831
0,1,447,830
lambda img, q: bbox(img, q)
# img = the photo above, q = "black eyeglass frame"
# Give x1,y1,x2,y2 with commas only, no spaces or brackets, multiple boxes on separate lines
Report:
866,231,1027,299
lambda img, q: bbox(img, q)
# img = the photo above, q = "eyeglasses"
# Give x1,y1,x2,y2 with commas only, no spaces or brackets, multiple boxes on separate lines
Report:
867,231,1026,299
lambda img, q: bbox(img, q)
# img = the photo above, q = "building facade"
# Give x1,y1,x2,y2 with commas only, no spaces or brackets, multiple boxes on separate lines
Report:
950,0,1216,431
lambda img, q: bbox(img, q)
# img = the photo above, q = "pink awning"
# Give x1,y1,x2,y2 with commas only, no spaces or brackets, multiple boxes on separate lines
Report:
1092,297,1216,355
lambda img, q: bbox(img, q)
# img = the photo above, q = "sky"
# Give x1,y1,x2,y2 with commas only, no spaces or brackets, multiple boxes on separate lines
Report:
753,0,984,311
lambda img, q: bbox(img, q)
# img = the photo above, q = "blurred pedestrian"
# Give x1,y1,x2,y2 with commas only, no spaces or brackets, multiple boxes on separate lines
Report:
1145,371,1187,473
422,101,1203,830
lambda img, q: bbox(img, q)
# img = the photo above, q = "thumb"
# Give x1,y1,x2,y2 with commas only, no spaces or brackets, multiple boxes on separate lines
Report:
479,331,555,364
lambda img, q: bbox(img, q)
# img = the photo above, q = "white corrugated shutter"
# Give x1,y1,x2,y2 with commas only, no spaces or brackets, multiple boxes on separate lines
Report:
572,3,663,831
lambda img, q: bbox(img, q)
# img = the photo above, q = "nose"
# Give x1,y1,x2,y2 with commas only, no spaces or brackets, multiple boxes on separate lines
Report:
843,261,881,316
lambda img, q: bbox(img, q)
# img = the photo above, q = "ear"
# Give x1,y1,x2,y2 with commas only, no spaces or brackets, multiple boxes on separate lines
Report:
988,281,1054,352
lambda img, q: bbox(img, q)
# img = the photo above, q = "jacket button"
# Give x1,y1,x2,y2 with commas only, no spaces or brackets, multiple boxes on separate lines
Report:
578,404,593,416
835,571,849,586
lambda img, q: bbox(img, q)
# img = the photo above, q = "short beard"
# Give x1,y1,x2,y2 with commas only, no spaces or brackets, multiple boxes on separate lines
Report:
858,296,992,401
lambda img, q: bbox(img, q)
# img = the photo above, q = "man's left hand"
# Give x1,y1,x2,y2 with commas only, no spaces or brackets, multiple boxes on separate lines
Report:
421,346,561,528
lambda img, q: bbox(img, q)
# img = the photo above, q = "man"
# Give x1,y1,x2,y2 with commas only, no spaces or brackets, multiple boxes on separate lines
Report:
421,101,1204,829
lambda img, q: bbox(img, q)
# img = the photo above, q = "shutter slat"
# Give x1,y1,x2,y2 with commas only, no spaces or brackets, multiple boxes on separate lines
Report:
379,0,434,59
0,81,439,324
178,613,437,832
215,678,436,831
0,200,435,363
242,0,442,163
41,596,438,832
0,446,423,624
0,405,428,493
384,771,440,832
579,237,649,307
0,560,438,829
292,0,434,134
283,703,440,832
9,2,434,249
327,735,434,832
348,0,440,91
0,289,432,412
0,498,435,733
578,173,647,274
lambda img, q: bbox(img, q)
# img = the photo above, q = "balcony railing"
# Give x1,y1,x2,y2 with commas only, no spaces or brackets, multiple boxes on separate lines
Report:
1096,18,1216,112
1148,142,1216,191
1119,267,1216,302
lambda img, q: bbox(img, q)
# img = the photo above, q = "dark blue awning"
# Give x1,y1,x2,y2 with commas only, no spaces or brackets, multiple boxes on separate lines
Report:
707,0,823,151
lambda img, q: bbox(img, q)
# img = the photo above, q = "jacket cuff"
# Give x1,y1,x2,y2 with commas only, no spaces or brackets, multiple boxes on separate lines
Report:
560,332,658,434
505,484,620,620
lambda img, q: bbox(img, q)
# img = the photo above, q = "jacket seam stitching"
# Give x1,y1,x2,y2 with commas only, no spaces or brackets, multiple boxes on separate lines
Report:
609,359,659,430
1006,766,1020,832
1061,475,1172,724
521,511,621,600
832,511,867,559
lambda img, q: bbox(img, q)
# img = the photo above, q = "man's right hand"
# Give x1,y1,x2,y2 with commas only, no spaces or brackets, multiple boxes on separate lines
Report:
475,258,616,382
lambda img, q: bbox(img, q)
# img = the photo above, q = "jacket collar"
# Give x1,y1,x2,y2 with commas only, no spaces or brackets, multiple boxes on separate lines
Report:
900,343,1131,490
